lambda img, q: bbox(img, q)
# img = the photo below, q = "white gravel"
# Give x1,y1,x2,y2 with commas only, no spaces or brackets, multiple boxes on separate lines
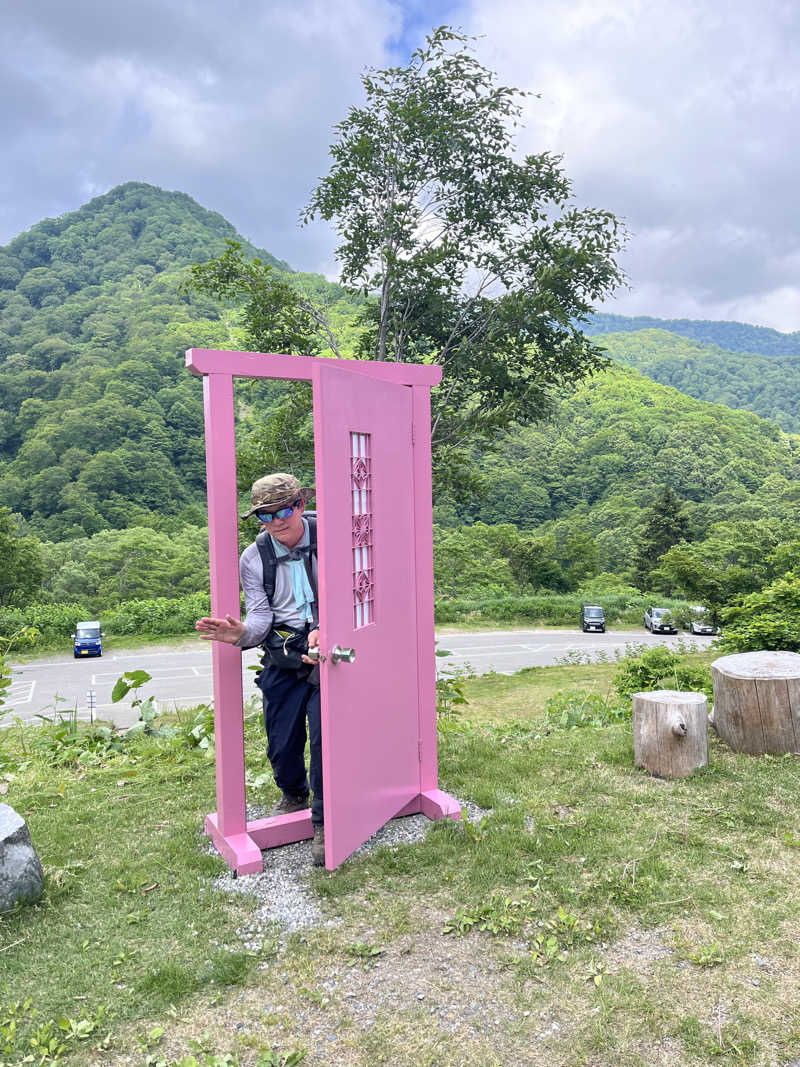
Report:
212,799,488,938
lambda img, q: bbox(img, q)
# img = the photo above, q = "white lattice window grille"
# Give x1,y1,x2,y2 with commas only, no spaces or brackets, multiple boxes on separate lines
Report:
351,432,374,628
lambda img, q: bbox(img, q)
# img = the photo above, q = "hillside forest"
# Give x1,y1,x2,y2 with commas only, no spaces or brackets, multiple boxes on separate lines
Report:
1,182,798,650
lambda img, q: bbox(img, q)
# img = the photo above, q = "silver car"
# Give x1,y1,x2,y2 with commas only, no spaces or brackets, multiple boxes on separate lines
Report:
686,606,718,635
644,607,677,634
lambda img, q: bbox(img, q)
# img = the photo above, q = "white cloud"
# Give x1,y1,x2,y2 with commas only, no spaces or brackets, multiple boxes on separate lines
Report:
464,0,800,330
0,0,797,331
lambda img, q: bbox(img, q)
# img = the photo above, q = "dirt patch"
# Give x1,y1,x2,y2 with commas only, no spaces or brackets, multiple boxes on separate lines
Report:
603,925,673,976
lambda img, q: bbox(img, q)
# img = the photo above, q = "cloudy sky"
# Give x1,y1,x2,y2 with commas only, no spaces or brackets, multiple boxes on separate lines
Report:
2,0,797,331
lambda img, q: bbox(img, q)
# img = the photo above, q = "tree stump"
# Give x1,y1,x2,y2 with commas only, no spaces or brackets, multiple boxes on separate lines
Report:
711,650,800,755
633,690,709,778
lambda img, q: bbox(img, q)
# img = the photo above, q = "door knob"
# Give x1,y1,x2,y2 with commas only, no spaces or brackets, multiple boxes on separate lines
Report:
330,645,356,664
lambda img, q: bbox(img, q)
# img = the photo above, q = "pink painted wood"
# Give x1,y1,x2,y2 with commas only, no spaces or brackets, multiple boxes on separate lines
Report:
313,362,420,868
188,350,460,874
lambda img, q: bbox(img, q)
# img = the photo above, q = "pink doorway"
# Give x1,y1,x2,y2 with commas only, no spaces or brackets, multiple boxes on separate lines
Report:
188,349,461,873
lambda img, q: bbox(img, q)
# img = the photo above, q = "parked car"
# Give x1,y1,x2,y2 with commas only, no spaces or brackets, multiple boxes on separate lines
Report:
580,604,606,632
643,607,677,634
685,605,718,635
73,621,103,657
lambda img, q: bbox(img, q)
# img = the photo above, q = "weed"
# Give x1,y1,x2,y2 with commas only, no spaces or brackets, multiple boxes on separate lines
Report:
0,999,110,1063
144,1051,306,1067
436,665,469,722
685,942,726,967
444,892,537,936
345,941,384,963
543,689,630,730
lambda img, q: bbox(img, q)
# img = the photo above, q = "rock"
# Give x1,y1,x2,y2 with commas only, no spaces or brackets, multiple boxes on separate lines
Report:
0,804,44,913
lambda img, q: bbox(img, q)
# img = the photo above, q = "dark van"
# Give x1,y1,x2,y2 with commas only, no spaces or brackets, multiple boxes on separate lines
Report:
73,621,103,658
581,604,606,633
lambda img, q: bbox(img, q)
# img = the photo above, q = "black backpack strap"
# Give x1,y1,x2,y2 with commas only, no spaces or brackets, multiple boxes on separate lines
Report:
255,529,278,604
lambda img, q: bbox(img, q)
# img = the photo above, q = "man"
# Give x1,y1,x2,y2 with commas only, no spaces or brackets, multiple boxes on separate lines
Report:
195,473,324,866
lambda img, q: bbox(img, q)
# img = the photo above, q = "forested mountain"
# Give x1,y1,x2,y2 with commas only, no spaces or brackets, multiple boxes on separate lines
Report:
444,364,799,579
0,182,357,541
2,182,798,618
597,329,800,432
587,312,800,358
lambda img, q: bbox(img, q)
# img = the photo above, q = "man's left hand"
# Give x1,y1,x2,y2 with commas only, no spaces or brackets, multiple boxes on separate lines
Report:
302,628,320,665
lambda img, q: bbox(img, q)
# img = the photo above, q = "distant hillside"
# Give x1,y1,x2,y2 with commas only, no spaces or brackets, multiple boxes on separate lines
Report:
2,180,798,565
450,364,799,575
597,329,800,432
0,182,359,540
587,312,800,359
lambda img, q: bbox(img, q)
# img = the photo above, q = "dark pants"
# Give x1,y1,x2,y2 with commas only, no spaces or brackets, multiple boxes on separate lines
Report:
258,666,323,826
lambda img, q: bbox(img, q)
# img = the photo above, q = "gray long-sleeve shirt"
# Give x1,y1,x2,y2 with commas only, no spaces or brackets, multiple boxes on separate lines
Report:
235,519,318,650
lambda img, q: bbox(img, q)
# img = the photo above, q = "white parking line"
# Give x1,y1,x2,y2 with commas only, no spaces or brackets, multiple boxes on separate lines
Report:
445,645,550,659
4,681,36,707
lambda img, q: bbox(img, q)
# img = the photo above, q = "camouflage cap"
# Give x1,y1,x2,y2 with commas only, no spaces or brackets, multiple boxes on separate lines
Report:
242,473,311,518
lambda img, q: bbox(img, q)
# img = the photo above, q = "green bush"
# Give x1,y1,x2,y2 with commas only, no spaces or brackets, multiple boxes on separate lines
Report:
717,570,800,653
613,646,712,702
0,593,210,650
434,592,688,627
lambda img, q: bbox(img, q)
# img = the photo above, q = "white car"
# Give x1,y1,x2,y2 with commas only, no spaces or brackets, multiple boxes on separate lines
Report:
643,607,677,634
686,606,718,635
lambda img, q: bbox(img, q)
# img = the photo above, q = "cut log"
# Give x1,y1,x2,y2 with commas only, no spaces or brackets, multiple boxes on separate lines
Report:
633,690,709,778
711,650,800,755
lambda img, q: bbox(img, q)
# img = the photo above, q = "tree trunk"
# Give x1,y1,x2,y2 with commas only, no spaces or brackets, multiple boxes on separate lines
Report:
711,651,800,755
633,690,709,778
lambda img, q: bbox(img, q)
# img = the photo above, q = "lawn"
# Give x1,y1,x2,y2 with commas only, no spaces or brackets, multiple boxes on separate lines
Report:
1,650,798,1066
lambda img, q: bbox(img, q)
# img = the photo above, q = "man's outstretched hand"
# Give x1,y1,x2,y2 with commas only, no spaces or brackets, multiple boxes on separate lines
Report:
195,615,246,644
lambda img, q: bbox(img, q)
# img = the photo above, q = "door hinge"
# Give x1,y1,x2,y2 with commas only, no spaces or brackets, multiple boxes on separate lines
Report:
418,740,423,763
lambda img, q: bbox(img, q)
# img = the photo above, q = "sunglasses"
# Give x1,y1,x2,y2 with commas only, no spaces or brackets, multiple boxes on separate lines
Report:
255,500,300,524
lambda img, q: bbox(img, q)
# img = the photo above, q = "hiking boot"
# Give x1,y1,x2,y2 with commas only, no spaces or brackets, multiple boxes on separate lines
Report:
269,792,309,817
311,825,325,867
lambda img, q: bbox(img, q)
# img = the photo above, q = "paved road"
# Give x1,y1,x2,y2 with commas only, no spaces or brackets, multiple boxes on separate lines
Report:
2,642,263,730
436,627,714,675
2,629,714,730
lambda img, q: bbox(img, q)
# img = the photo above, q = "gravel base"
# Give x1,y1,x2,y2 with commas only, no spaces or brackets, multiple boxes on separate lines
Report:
211,799,488,939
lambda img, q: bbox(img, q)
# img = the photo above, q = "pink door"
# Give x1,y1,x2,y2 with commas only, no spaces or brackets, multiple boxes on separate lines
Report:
312,361,419,869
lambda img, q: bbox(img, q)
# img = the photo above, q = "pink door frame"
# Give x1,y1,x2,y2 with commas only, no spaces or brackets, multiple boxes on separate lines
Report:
186,348,461,874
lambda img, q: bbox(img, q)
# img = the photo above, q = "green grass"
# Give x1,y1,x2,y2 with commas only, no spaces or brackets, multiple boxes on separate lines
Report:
1,649,799,1065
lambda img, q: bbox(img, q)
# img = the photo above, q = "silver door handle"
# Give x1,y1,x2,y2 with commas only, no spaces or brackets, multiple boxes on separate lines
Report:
331,645,356,664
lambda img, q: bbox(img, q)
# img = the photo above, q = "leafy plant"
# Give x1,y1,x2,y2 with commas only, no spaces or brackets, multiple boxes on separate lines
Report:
345,942,384,963
444,893,537,936
717,570,800,653
544,689,630,730
435,661,469,723
685,942,725,967
112,670,176,738
0,625,39,715
613,646,712,702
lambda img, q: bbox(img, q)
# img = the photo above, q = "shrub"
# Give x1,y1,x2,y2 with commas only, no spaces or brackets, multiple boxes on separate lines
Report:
613,646,712,702
0,593,211,649
434,592,688,628
717,570,800,653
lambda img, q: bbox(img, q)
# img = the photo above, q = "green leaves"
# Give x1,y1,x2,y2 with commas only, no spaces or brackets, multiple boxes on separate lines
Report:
717,569,800,654
613,647,713,703
303,26,625,487
111,670,152,703
182,240,325,359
